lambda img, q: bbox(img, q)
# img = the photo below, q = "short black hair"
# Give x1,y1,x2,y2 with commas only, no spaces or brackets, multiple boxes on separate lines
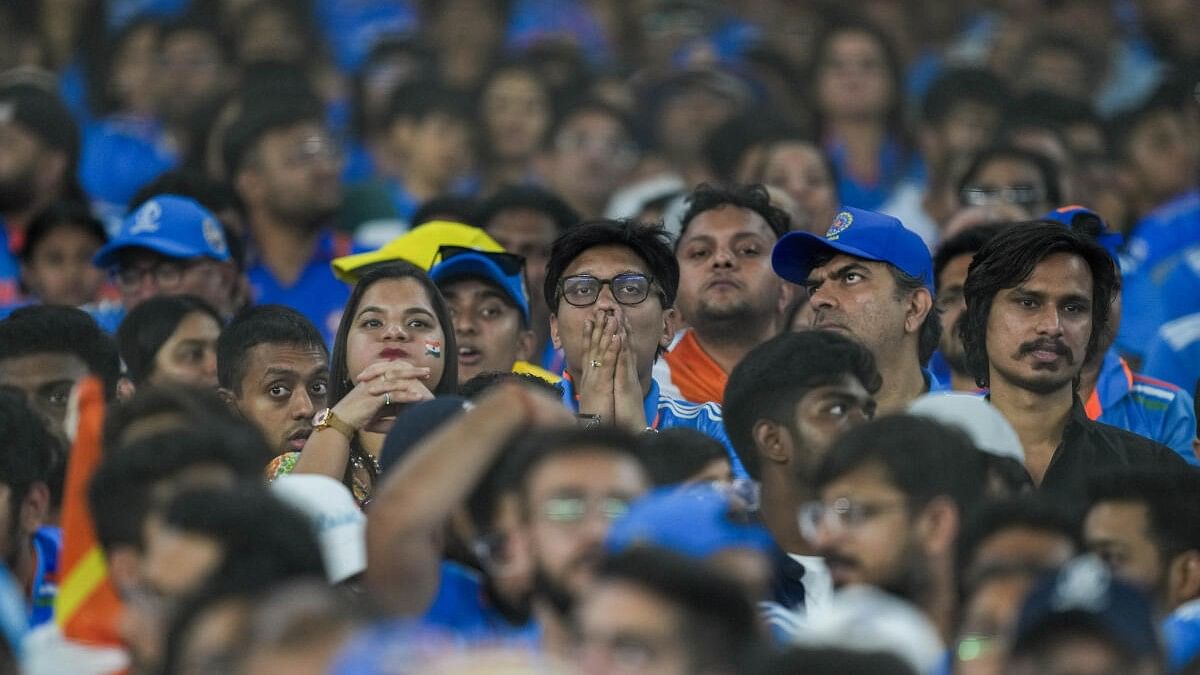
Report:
961,221,1119,388
1086,468,1200,563
957,145,1063,207
701,112,800,184
217,305,327,393
222,97,325,178
751,646,917,675
117,295,223,387
101,383,251,454
0,305,121,400
677,183,791,244
383,81,473,130
478,185,580,235
543,219,679,311
458,371,562,400
921,68,1010,126
955,497,1081,596
546,97,639,152
411,195,482,229
1108,98,1182,163
0,388,55,522
724,331,881,480
596,547,761,674
932,223,1009,291
19,200,107,264
814,414,989,519
503,426,648,512
638,427,729,486
89,419,270,552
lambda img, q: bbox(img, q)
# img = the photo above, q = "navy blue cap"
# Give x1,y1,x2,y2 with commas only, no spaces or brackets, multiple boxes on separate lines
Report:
1014,556,1160,660
429,252,531,324
772,207,934,292
606,484,774,559
379,396,470,474
93,195,230,268
1040,205,1124,259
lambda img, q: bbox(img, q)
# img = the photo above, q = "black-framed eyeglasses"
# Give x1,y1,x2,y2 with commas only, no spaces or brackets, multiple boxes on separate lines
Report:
432,245,526,276
558,273,656,307
960,185,1045,207
109,258,202,290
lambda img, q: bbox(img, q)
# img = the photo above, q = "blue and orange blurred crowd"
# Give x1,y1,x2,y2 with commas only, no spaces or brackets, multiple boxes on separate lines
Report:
0,0,1198,674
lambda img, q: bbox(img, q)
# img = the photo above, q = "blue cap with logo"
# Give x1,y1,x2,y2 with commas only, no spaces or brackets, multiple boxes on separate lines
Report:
772,207,934,292
93,194,230,268
1040,205,1124,260
429,251,531,325
605,484,774,560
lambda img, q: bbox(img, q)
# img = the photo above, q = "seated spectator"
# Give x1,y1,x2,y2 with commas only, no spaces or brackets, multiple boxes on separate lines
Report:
117,295,221,391
538,99,641,221
956,146,1061,218
638,428,732,487
16,201,108,309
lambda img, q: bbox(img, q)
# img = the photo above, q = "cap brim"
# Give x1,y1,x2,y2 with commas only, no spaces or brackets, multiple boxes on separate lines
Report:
431,254,530,322
93,236,220,268
772,231,889,284
330,249,406,284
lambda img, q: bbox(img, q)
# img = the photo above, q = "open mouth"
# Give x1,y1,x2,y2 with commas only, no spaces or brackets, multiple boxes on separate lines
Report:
379,348,409,361
286,428,312,451
458,346,482,365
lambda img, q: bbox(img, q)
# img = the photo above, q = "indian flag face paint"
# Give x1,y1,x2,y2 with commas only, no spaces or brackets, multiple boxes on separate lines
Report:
425,340,442,358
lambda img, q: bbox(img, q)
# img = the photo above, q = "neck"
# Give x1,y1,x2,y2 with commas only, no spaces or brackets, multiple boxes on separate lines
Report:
828,119,885,146
924,561,957,646
1076,360,1102,406
691,317,777,375
395,166,444,206
988,376,1075,485
874,349,927,415
532,599,572,658
760,471,810,555
11,537,34,601
248,209,321,286
949,370,977,393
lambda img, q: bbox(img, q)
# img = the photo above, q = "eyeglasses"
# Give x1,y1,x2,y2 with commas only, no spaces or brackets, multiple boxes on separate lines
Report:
554,131,638,166
433,245,526,276
110,259,200,290
960,185,1045,207
558,273,656,307
539,495,631,525
798,497,907,543
283,134,343,167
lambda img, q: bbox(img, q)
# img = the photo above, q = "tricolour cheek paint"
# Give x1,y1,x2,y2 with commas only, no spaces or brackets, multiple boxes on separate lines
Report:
425,340,442,358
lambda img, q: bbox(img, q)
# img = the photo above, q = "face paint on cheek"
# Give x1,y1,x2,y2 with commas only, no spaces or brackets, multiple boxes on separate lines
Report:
425,340,442,358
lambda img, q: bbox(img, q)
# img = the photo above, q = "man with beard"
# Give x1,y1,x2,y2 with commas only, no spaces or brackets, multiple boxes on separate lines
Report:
0,82,85,307
805,414,989,643
226,100,350,345
961,222,1186,510
932,224,1007,392
773,207,945,413
216,305,330,457
657,183,792,405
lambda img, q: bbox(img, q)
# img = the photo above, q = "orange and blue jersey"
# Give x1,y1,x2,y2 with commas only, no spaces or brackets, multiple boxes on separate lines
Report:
30,527,60,627
1088,349,1197,466
655,329,728,405
248,230,353,347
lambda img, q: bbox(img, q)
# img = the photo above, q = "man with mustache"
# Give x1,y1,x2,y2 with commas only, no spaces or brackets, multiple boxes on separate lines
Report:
961,221,1187,511
773,207,945,413
657,183,792,405
217,305,330,456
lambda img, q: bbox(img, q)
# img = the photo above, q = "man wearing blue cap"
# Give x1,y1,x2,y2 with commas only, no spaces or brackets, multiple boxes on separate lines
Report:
93,194,242,320
773,206,944,413
429,247,558,385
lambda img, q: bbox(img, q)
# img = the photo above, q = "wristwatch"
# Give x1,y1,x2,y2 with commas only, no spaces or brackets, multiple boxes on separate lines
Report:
313,408,354,441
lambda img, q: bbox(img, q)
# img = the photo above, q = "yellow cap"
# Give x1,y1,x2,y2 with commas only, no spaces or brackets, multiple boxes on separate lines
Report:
331,221,506,284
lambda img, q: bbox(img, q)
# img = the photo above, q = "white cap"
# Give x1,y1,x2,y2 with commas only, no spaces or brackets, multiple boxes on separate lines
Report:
908,392,1025,462
270,474,366,584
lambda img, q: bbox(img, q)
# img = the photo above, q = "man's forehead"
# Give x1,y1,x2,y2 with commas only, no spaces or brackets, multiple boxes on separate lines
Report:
243,342,328,378
564,245,650,276
808,254,887,278
0,352,89,381
821,461,897,496
801,374,871,400
440,276,510,302
680,206,773,243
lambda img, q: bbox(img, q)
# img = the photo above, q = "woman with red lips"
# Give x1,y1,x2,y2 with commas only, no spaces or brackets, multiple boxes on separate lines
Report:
268,262,458,506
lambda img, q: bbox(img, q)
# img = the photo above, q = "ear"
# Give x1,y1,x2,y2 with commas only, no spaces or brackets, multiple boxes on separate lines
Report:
19,482,49,534
752,419,792,468
516,329,536,362
916,496,960,559
905,287,934,335
234,167,262,204
659,308,677,348
549,313,562,350
116,377,136,402
1167,550,1200,608
216,387,239,409
776,281,795,318
105,546,143,594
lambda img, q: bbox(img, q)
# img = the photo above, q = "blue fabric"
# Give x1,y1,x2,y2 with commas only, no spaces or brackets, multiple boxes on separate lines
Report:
824,137,907,211
29,527,60,627
386,178,422,225
0,217,23,308
925,367,950,393
85,300,126,335
927,350,952,388
78,117,178,214
1093,350,1198,466
506,0,612,64
247,232,350,347
559,376,747,478
1163,599,1200,673
421,561,538,642
316,0,418,74
1156,246,1200,325
1143,313,1200,412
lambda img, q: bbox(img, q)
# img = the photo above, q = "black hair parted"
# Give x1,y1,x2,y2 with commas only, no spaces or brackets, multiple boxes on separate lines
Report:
217,304,327,392
543,219,679,311
19,200,107,264
117,295,223,387
723,330,881,481
0,305,121,400
638,427,729,486
222,96,325,178
677,183,791,244
502,426,648,508
383,81,474,129
960,221,1119,388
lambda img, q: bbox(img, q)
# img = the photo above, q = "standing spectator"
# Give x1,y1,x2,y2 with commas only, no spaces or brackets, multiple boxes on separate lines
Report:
539,100,640,221
16,202,108,309
477,63,554,194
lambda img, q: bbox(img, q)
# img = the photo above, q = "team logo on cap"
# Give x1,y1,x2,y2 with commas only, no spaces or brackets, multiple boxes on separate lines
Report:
826,211,853,241
202,217,227,256
130,200,162,234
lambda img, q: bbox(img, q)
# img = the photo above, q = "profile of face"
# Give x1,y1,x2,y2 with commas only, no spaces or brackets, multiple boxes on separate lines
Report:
984,253,1094,395
525,451,649,606
0,352,89,437
21,224,106,306
150,311,221,389
1084,500,1167,603
936,253,974,377
113,249,234,317
961,157,1052,218
442,277,532,383
816,29,894,121
550,111,638,207
550,245,673,382
481,69,551,162
486,207,559,321
780,375,875,478
227,342,329,456
805,255,925,357
761,142,839,235
955,574,1035,675
576,580,691,675
241,122,344,230
675,205,784,328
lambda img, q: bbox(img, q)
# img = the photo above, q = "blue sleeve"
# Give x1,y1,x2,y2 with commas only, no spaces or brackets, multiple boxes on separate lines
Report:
1143,338,1199,397
1160,390,1200,467
701,410,749,480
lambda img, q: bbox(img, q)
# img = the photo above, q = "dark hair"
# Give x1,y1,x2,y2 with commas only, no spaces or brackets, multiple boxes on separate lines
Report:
702,112,801,184
478,61,556,158
921,68,1010,126
1087,468,1200,563
810,18,907,144
596,547,761,674
1015,31,1106,96
0,305,121,400
957,145,1063,207
1108,98,1181,163
0,389,54,527
960,222,1119,388
724,331,881,480
89,420,270,552
637,427,729,486
84,16,163,116
217,305,327,392
546,97,639,153
751,646,917,675
117,295,223,387
383,81,473,130
410,195,482,229
479,185,580,235
814,415,989,519
543,219,679,311
101,383,251,454
18,200,107,264
159,12,231,67
1004,91,1102,138
932,223,1009,291
677,183,791,244
458,371,562,400
955,497,1081,596
222,97,325,178
503,426,647,511
349,36,436,138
